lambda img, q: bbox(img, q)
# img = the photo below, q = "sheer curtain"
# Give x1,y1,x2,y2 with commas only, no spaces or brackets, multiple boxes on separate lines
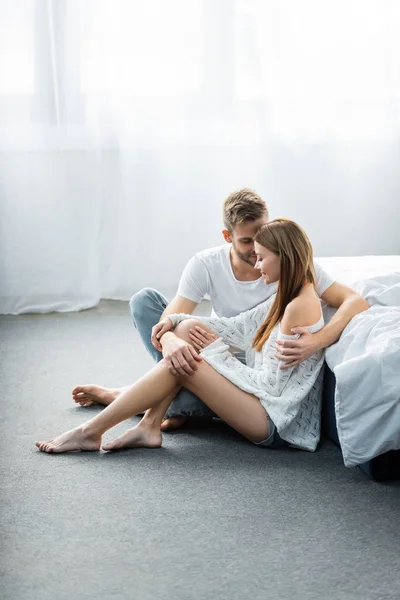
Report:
1,0,400,314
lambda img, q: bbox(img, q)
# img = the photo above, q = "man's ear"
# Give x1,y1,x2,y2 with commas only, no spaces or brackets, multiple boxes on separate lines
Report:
222,229,232,243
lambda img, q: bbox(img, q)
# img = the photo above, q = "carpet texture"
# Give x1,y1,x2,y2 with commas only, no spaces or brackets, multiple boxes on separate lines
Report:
1,302,399,600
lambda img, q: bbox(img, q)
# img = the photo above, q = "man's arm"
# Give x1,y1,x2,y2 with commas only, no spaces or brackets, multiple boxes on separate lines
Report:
160,295,198,321
275,282,370,369
152,295,203,377
314,282,370,349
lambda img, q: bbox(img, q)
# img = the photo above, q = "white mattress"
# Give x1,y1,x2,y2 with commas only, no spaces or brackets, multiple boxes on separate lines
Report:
315,255,400,286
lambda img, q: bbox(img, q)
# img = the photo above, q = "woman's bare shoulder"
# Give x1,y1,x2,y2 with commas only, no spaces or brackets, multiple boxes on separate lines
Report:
280,286,322,335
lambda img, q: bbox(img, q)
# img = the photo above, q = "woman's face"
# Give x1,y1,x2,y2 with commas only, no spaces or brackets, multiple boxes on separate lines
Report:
254,241,280,284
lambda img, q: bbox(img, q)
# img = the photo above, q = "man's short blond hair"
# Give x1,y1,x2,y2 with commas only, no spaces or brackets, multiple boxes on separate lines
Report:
223,188,269,232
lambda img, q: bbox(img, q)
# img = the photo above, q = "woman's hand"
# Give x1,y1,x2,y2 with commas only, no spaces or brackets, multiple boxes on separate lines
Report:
189,326,218,352
151,317,173,351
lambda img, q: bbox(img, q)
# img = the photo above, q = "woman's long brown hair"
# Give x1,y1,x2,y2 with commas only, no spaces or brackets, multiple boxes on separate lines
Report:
252,218,316,352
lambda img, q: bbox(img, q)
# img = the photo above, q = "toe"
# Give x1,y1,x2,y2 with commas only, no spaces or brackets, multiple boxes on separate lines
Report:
75,395,89,403
102,441,116,451
36,440,50,451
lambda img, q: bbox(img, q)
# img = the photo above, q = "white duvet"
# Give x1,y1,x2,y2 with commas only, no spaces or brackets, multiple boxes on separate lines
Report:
322,268,400,467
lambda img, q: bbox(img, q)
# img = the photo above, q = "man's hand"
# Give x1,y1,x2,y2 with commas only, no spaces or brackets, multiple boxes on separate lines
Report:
162,336,203,377
151,318,173,351
275,327,322,369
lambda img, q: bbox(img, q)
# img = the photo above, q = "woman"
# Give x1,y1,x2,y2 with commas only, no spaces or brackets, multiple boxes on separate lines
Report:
36,218,325,454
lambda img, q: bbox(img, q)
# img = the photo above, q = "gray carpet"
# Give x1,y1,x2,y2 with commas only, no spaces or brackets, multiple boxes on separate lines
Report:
1,301,399,600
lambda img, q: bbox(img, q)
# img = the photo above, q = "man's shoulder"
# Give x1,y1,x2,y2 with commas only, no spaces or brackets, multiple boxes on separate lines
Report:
312,259,329,276
312,259,322,272
192,244,229,264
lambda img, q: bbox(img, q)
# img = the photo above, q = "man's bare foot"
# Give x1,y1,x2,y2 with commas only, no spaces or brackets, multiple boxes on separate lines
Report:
72,385,121,407
102,424,162,451
160,416,188,432
36,426,101,454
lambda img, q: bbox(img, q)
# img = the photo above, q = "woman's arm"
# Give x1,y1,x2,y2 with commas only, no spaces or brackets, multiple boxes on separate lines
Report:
168,311,248,350
168,296,275,351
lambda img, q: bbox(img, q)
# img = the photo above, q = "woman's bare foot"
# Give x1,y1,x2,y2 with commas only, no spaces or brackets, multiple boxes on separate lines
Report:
36,426,101,454
160,416,188,432
72,384,121,407
102,424,162,451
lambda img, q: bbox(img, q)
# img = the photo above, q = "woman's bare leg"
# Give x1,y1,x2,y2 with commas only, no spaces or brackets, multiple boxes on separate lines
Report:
105,318,252,445
180,362,269,443
106,359,269,451
163,319,269,442
36,320,270,454
131,319,206,432
36,356,269,454
101,386,181,451
36,361,179,453
105,319,270,450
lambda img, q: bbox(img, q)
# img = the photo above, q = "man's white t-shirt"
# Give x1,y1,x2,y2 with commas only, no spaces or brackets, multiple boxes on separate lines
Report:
177,244,335,318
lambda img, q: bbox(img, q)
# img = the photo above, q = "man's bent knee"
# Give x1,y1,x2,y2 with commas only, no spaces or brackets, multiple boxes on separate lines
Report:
129,288,161,320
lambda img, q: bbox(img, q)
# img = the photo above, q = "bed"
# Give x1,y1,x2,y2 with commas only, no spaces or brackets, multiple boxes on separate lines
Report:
315,256,400,481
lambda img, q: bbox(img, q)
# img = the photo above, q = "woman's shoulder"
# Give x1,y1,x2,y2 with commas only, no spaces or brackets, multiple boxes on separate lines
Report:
280,285,322,335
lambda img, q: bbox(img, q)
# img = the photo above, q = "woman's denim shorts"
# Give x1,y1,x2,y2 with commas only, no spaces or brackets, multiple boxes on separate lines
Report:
252,417,290,450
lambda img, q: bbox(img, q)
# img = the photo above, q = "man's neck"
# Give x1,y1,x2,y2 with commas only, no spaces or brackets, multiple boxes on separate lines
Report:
229,248,261,282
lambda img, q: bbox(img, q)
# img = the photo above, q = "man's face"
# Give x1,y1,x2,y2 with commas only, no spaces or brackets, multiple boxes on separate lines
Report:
227,217,269,267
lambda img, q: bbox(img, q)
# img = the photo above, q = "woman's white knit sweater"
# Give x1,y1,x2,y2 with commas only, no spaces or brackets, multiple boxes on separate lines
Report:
168,294,325,451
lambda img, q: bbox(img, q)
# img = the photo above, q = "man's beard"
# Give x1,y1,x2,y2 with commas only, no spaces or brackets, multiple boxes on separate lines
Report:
232,243,257,266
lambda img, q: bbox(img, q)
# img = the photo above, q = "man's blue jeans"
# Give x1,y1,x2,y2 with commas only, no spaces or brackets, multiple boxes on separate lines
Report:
129,288,216,419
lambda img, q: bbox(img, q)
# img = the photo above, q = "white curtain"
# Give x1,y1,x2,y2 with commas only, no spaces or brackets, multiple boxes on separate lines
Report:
1,0,400,314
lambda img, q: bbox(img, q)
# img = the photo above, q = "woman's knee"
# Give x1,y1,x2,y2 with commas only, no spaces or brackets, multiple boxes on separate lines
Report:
174,319,203,342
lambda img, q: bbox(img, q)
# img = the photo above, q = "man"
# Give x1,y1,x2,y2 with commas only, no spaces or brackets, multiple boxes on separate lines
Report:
72,189,369,436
